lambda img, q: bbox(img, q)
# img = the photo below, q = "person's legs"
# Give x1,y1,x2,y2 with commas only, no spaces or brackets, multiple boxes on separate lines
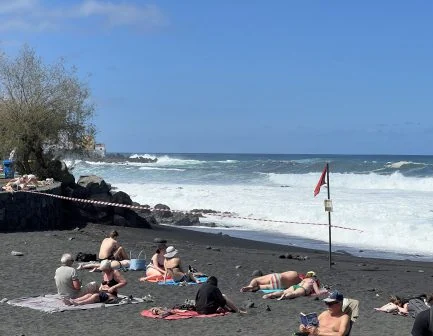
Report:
222,294,247,314
241,274,273,292
262,290,285,299
113,246,128,261
278,287,306,300
72,293,101,305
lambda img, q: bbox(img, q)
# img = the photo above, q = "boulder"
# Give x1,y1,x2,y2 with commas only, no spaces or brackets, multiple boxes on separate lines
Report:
171,213,200,226
153,203,172,219
77,175,110,194
112,191,132,216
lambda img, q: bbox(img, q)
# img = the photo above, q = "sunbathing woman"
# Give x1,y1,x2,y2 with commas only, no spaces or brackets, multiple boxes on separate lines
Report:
139,242,167,282
163,246,201,284
64,259,127,305
241,270,302,292
263,271,321,300
77,259,130,272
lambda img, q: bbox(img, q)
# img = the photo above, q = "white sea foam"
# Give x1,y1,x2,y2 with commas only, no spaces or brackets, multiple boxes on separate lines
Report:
139,167,185,171
70,155,433,259
112,176,433,259
385,161,425,169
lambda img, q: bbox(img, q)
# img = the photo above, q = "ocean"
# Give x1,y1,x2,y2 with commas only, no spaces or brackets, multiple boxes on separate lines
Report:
68,153,433,261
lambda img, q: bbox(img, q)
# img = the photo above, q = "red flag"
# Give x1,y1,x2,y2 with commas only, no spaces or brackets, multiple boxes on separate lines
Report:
314,165,327,197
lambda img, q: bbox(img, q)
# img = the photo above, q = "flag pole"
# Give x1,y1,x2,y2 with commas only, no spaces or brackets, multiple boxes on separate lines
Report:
326,162,332,269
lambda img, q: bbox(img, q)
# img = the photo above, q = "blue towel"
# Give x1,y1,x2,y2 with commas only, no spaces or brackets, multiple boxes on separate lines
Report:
260,289,284,293
158,276,208,286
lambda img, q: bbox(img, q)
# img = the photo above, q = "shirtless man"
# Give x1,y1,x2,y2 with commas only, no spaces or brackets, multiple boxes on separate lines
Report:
241,270,302,292
299,290,351,336
98,230,129,261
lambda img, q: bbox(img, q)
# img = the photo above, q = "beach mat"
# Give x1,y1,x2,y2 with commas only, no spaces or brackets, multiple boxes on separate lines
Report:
7,294,144,313
141,309,227,320
158,276,208,286
144,275,172,283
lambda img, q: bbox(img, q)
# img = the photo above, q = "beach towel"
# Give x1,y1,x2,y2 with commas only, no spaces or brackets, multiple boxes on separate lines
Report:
260,288,329,295
144,275,172,283
7,294,144,313
140,308,227,320
158,276,208,286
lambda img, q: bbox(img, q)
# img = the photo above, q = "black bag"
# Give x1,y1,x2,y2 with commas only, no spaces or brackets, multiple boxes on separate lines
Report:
75,252,97,262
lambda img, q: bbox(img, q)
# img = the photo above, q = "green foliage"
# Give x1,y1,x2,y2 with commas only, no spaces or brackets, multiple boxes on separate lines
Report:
0,45,95,177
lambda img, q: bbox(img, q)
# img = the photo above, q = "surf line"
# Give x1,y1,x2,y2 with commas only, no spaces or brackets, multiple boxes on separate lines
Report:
17,190,363,233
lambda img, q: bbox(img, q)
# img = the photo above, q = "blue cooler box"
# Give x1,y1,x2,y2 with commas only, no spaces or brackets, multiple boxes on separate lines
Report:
3,160,14,179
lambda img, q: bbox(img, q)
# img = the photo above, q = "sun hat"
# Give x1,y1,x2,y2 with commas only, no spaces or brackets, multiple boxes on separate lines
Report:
323,290,344,303
306,271,316,277
99,259,112,271
164,246,178,258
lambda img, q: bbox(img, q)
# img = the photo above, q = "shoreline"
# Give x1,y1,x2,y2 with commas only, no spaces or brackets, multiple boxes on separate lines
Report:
176,224,433,262
1,223,430,335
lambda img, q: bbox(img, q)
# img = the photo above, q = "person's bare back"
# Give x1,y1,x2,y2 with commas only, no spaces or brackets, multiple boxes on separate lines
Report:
98,231,128,261
98,237,117,259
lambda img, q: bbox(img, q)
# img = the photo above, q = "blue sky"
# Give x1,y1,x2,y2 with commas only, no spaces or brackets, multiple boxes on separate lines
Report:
1,0,432,155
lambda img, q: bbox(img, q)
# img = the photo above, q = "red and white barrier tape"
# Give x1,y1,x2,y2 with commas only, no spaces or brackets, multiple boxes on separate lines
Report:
19,190,363,232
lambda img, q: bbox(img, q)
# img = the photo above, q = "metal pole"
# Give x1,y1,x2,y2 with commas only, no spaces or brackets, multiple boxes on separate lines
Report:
326,162,332,269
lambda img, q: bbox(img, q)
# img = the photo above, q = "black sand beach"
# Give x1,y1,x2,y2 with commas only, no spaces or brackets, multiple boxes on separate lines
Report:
0,223,430,336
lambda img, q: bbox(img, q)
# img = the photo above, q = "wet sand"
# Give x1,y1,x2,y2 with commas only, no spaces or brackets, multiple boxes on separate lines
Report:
0,222,430,336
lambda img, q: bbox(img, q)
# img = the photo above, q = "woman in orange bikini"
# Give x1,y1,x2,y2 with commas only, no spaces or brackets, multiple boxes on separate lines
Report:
262,271,321,300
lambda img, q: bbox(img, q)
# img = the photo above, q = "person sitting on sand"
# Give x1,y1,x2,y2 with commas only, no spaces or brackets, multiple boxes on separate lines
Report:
55,253,98,299
63,259,127,306
298,290,351,336
98,230,129,261
139,242,167,282
263,271,321,300
163,246,201,284
195,276,246,314
241,270,302,292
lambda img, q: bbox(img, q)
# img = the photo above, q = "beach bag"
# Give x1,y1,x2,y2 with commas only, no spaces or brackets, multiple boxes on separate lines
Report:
129,251,147,271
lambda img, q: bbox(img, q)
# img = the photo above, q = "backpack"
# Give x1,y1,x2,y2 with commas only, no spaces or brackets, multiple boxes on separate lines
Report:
408,298,429,318
75,252,97,262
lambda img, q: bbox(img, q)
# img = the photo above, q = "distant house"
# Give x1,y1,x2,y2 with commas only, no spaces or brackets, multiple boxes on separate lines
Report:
94,143,106,157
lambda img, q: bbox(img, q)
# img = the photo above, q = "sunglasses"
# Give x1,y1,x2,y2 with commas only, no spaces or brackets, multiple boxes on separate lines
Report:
325,301,339,306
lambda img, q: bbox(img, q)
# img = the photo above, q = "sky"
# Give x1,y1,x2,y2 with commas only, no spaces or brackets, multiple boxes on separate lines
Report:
0,0,432,155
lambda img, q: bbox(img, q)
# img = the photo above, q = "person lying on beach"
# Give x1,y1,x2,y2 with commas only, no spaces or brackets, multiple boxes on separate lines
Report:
63,259,127,306
98,230,129,261
374,295,410,314
54,253,98,299
375,294,432,317
77,259,130,272
163,246,202,284
263,271,321,300
2,174,37,192
139,242,167,282
298,290,351,336
195,276,246,314
240,270,302,292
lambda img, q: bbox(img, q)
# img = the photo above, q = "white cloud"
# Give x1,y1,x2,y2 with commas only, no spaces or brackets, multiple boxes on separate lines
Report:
0,0,167,33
